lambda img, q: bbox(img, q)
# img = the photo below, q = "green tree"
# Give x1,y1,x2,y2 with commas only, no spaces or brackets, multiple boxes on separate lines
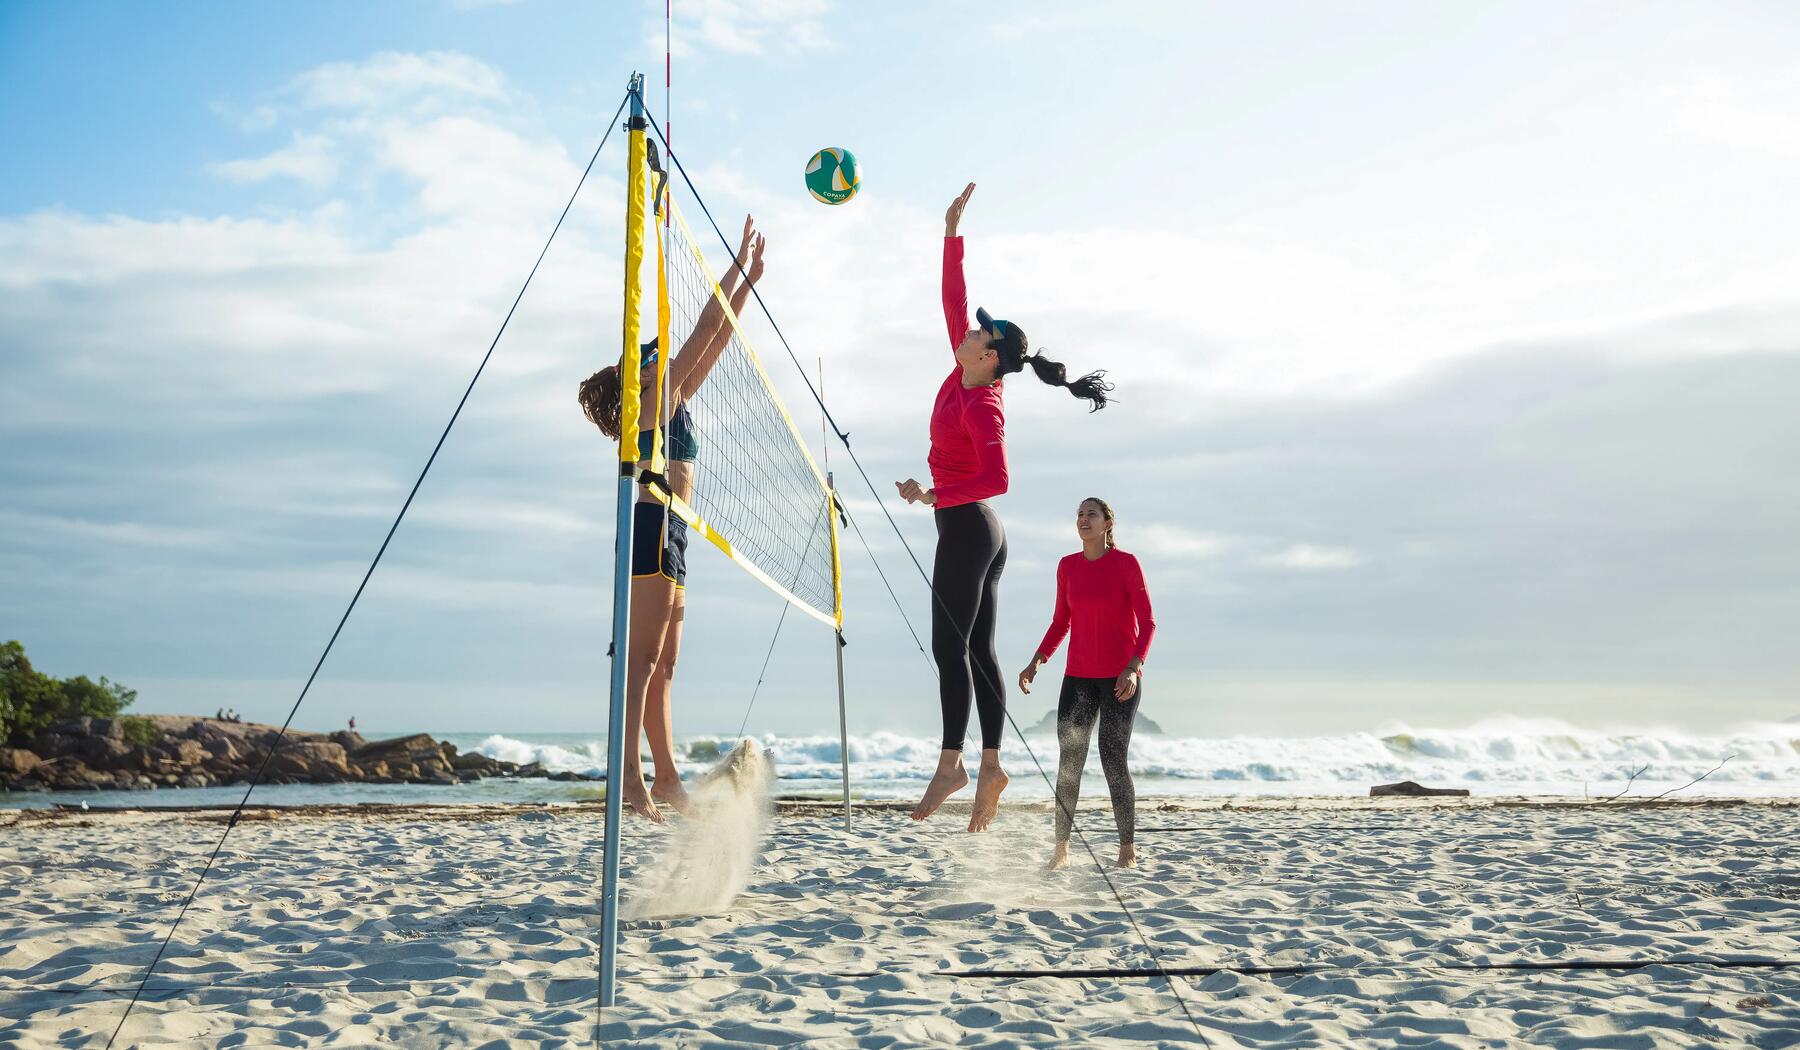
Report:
0,641,138,745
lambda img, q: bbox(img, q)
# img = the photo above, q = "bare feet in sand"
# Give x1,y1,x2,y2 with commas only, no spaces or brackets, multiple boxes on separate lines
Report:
623,775,665,824
967,751,1009,833
1117,843,1137,869
1047,841,1071,870
650,778,691,816
910,751,969,821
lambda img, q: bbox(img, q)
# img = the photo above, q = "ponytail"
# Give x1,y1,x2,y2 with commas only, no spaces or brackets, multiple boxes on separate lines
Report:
1026,352,1112,412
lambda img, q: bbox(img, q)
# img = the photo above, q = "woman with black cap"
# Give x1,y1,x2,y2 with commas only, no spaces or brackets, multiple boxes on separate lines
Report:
897,183,1113,832
578,214,766,823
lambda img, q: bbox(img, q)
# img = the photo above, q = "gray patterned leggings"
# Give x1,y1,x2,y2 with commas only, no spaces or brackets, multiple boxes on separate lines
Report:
1053,675,1140,846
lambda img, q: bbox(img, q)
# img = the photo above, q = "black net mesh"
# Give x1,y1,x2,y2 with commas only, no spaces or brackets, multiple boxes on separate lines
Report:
645,201,838,623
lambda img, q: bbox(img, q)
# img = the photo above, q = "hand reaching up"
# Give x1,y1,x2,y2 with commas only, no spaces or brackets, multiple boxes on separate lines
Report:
944,182,975,237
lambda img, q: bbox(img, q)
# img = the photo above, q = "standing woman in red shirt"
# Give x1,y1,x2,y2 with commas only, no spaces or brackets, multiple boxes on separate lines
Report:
896,184,1113,832
1020,497,1156,869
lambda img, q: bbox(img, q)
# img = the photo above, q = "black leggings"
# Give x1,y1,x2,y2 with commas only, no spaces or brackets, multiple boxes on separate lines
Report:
1054,675,1140,845
932,501,1008,751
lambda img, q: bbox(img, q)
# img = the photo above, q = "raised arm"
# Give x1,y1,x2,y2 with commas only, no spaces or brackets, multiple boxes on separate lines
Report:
942,182,974,350
671,215,763,402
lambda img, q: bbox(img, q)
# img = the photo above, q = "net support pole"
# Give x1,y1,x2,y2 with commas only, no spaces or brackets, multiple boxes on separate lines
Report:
827,472,850,825
600,73,650,1012
834,630,850,824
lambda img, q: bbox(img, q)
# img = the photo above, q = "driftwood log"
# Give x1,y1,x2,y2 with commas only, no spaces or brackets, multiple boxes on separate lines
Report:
1370,780,1470,797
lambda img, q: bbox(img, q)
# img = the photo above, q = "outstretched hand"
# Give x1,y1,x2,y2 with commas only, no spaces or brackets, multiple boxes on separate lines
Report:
747,229,767,285
735,214,757,273
944,182,975,237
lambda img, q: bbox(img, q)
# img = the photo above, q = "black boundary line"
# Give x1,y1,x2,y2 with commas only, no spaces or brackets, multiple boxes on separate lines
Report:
97,91,633,1050
640,110,1210,1042
13,957,1798,1001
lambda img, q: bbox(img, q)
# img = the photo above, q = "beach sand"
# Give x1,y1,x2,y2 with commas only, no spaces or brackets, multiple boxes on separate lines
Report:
3,796,1797,1047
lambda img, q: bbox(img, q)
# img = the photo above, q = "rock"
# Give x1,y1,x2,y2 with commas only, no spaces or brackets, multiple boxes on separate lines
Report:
170,740,210,767
455,769,483,782
353,733,436,759
517,762,547,778
81,737,134,768
268,741,352,782
1025,708,1165,736
452,752,496,772
0,747,42,778
49,717,93,737
90,718,124,740
194,727,247,765
329,729,366,752
1370,781,1470,797
29,732,80,759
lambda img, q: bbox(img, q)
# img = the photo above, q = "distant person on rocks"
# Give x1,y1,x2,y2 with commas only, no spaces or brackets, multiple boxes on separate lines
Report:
1019,497,1155,870
348,716,357,732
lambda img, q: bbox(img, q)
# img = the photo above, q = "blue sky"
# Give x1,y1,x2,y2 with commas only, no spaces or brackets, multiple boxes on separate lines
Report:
4,0,1799,738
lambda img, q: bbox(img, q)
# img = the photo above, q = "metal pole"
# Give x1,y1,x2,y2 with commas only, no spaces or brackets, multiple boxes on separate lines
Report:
835,628,851,825
827,469,851,826
600,73,649,1011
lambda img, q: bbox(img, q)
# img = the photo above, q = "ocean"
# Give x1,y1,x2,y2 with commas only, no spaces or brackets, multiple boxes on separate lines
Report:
4,719,1797,809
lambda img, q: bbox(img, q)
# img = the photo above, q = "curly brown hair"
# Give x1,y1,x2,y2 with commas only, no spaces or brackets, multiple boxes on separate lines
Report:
578,366,622,439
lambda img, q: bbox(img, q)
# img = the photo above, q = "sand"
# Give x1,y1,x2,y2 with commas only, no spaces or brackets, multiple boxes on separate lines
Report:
2,796,1798,1047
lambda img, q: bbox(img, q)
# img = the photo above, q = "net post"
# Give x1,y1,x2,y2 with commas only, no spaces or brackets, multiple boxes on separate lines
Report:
834,628,850,825
601,72,649,1013
827,473,850,825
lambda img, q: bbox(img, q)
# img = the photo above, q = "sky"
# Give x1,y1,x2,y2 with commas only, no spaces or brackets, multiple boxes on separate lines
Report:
3,0,1798,739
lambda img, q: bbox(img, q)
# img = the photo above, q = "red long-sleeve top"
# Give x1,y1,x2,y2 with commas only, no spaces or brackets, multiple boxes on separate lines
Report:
1036,548,1157,679
928,236,1008,510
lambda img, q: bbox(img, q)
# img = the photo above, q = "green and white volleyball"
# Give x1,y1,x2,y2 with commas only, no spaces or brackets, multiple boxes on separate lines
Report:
804,147,860,204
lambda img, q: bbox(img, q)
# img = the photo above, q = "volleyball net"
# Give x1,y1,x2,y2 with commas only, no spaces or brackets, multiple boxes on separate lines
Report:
620,147,842,630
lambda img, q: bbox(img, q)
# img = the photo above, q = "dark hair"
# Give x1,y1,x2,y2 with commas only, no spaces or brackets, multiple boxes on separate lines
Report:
990,320,1111,410
1022,352,1112,412
578,366,622,438
1081,496,1116,548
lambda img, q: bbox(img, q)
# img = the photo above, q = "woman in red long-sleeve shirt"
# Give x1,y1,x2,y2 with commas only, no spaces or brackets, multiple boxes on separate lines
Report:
896,184,1113,832
1019,497,1156,869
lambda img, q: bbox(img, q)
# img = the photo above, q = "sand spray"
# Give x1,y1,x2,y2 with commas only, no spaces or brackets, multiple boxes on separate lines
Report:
622,738,774,919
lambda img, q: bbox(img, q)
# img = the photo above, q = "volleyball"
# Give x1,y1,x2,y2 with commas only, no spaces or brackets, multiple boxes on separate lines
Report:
804,147,860,204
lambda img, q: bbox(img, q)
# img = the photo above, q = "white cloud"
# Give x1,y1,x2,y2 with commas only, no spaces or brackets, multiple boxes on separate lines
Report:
1130,524,1229,560
211,132,339,186
1258,543,1366,571
1665,73,1800,161
656,0,833,58
289,51,510,111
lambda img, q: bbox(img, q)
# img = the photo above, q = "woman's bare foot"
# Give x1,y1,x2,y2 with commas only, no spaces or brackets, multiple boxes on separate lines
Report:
910,751,969,821
967,751,1009,832
622,774,665,824
1117,843,1137,869
650,777,691,815
1047,841,1071,870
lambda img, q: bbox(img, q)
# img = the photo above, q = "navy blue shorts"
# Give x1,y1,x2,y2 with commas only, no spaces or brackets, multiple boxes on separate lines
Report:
631,501,688,586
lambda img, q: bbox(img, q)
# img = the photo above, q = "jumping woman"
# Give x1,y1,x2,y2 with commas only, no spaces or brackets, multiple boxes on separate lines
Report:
1019,497,1156,869
897,183,1113,832
579,214,766,823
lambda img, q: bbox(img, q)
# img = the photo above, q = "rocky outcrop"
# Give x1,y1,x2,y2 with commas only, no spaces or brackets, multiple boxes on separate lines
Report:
0,716,547,794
